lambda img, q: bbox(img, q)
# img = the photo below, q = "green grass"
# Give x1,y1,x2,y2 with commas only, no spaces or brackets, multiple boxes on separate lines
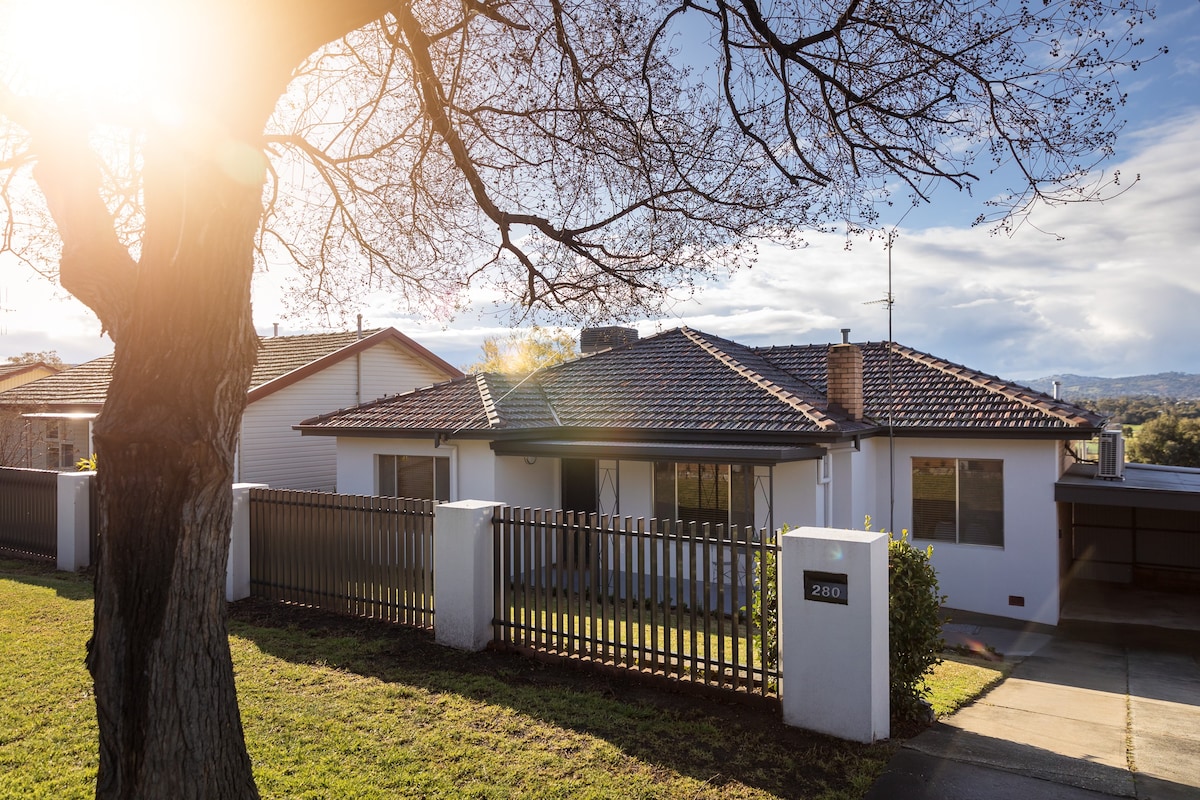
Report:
923,653,1012,718
0,558,1011,799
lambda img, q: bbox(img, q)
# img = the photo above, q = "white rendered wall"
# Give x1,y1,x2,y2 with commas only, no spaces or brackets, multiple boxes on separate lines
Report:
772,460,822,532
781,526,889,742
335,436,496,501
616,460,653,520
494,455,558,510
890,438,1063,625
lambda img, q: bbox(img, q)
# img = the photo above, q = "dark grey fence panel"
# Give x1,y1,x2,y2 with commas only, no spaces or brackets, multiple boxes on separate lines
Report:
249,488,435,629
493,507,779,700
0,467,58,561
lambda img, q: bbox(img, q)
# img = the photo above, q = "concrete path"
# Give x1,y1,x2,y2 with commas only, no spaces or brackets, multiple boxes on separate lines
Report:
866,635,1200,799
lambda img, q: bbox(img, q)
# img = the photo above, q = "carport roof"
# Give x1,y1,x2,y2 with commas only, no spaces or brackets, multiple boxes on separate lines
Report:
1056,462,1200,511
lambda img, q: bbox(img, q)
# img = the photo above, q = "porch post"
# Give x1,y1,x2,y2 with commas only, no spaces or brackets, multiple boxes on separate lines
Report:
780,525,889,742
434,500,504,651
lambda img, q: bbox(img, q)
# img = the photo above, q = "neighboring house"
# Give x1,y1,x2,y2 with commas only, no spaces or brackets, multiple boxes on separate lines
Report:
0,329,461,490
0,361,66,467
297,325,1107,626
0,361,63,392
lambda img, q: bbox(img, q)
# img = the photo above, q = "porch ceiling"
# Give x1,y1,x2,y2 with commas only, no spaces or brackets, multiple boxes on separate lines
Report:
489,438,825,465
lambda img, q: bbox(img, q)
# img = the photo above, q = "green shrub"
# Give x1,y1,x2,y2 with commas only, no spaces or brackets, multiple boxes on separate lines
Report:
749,519,944,722
750,533,778,672
870,516,946,723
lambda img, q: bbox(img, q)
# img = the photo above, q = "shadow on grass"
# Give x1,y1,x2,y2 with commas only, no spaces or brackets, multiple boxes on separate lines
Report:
229,597,893,800
0,557,94,601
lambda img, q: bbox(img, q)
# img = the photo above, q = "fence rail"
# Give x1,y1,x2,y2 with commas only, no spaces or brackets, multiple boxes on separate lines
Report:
0,467,57,561
249,488,436,629
493,507,779,700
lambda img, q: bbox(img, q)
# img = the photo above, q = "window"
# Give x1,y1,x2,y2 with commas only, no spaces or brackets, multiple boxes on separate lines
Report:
912,458,1004,546
653,462,754,532
378,455,449,501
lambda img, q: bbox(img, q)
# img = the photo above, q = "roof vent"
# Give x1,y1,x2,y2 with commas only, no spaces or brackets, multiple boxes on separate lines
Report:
1096,428,1125,480
580,326,639,354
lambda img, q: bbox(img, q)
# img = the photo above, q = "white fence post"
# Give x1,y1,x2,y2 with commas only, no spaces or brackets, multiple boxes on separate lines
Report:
434,499,504,651
57,471,93,572
228,483,266,602
780,525,889,743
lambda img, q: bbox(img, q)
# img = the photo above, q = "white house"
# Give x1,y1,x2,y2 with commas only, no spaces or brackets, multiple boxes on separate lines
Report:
297,326,1106,626
0,328,461,490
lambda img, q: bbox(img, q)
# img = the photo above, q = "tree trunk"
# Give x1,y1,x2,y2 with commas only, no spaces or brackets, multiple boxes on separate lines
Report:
85,134,263,799
9,6,410,796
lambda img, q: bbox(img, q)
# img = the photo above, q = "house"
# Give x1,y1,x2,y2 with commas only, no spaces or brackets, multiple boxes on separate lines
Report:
0,361,63,392
0,361,67,467
0,328,461,490
296,326,1106,626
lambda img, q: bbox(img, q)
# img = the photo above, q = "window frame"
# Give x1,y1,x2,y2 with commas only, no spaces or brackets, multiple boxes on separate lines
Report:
911,456,1004,547
652,461,755,533
377,454,450,502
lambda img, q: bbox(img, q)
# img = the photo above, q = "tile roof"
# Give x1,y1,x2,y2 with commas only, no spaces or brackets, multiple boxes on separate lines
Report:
0,362,60,381
756,341,1106,431
0,328,461,410
298,326,1104,440
0,355,115,407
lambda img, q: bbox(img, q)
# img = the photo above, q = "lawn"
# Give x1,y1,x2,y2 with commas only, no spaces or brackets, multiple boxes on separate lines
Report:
0,559,1005,799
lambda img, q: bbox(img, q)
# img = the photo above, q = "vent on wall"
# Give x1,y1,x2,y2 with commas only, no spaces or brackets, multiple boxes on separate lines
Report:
1097,428,1125,480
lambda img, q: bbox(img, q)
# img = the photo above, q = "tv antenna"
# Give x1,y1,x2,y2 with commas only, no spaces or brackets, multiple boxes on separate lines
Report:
863,209,913,535
0,288,13,336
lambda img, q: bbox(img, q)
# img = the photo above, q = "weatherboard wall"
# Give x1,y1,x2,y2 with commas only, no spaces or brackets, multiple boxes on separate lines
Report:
239,342,452,491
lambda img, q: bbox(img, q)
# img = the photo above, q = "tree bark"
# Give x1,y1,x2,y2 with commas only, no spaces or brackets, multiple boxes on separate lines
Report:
85,133,264,798
21,6,402,796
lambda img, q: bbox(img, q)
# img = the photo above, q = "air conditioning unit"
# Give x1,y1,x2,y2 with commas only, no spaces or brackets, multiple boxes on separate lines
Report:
1096,428,1125,480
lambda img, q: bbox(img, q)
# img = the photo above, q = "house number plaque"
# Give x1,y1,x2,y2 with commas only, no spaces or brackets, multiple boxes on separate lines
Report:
803,570,848,605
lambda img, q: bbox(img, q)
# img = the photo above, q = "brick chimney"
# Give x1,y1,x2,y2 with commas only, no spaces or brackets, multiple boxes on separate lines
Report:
580,326,639,354
827,328,864,421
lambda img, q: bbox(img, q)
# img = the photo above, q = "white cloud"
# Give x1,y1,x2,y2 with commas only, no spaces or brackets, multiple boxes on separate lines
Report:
646,111,1200,379
4,107,1199,381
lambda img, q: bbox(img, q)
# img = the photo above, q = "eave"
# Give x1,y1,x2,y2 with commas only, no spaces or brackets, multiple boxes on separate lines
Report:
490,439,826,465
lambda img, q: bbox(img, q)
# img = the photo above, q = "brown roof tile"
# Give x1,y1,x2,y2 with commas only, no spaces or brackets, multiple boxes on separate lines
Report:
299,327,1105,439
0,328,460,411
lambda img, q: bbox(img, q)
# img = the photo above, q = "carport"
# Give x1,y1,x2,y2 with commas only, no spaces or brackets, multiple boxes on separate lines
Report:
1056,462,1200,590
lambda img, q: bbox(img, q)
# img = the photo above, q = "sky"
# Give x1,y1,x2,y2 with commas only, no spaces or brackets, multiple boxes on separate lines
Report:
2,3,1199,382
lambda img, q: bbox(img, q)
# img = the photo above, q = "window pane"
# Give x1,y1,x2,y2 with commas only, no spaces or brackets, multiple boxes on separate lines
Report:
653,462,675,522
379,455,397,497
729,464,754,533
397,455,435,500
434,456,450,502
912,457,956,541
676,463,729,530
958,459,1004,546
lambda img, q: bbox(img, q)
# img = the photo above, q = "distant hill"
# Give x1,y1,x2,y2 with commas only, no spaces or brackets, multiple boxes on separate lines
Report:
1020,372,1200,401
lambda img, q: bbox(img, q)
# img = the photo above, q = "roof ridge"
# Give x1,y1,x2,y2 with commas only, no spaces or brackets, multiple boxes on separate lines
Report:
680,327,839,431
890,343,1097,427
475,373,503,428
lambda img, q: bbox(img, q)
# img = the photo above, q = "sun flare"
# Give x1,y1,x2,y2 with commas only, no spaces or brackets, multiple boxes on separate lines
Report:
0,0,180,122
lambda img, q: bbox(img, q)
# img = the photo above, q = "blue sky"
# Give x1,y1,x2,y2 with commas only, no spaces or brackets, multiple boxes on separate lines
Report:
3,3,1199,381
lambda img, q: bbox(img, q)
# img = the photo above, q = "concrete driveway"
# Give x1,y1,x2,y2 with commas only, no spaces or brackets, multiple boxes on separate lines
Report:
867,635,1200,799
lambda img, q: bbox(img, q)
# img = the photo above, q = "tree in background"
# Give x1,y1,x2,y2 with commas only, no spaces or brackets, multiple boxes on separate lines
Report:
6,349,62,366
1081,396,1200,425
464,327,577,375
0,1,1158,796
1127,415,1200,468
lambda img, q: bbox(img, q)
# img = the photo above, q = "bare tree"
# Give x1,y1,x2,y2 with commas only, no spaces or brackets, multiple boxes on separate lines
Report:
0,1,1156,796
